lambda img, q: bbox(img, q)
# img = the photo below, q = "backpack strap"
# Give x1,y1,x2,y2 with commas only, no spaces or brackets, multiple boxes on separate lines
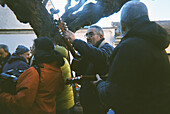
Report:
32,65,41,77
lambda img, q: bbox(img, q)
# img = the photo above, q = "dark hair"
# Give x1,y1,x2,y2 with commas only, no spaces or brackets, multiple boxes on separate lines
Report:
0,44,9,52
89,25,104,36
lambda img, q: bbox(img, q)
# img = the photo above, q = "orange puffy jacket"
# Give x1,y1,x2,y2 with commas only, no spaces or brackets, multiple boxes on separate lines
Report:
0,62,64,114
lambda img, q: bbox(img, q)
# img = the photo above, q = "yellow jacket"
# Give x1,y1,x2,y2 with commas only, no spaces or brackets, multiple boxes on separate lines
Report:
55,45,75,110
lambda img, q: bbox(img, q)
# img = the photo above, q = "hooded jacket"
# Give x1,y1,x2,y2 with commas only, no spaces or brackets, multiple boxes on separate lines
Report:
55,45,75,111
97,18,170,114
0,39,65,114
0,62,64,114
2,53,30,72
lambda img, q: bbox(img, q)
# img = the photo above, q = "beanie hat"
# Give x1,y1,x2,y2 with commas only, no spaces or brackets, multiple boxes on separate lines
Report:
15,45,29,54
54,45,68,58
34,37,54,51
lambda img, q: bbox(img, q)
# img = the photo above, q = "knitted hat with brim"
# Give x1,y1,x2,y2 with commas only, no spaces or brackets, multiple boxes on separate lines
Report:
15,45,29,54
34,37,54,51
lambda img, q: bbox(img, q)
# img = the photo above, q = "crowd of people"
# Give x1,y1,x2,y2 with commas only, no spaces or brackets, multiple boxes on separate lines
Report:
0,1,169,114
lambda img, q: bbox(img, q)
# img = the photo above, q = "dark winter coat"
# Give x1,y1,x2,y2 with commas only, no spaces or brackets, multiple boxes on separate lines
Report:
72,38,114,75
72,38,114,114
0,53,11,73
2,53,30,72
97,17,170,114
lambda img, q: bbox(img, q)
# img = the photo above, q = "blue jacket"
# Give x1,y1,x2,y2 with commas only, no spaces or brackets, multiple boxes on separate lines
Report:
3,53,30,72
97,17,170,113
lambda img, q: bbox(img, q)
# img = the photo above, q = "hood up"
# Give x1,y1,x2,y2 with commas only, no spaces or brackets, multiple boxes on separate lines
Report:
124,16,170,50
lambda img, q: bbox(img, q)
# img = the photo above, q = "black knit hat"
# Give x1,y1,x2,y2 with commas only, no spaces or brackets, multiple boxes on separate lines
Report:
15,45,30,54
34,37,54,51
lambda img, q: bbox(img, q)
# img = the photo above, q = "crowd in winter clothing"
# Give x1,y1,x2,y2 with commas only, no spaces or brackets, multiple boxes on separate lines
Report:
0,1,169,114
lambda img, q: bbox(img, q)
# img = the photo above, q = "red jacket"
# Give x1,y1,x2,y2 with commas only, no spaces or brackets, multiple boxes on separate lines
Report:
0,62,64,114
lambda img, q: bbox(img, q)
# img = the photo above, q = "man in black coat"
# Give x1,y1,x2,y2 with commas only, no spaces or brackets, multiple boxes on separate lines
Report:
0,44,11,73
95,1,170,114
65,25,114,114
3,45,30,72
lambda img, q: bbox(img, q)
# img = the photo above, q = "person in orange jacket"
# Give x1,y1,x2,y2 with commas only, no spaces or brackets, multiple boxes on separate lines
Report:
0,37,65,114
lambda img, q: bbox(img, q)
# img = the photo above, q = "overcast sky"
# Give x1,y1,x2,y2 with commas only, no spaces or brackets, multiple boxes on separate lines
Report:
51,0,170,27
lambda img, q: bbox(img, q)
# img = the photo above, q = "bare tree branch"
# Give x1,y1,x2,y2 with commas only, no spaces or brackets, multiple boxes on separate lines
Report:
65,0,71,11
42,0,49,6
1,0,131,46
62,0,130,32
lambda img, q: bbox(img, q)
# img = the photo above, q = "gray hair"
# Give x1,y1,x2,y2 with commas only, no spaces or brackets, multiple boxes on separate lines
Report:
121,1,149,28
89,25,104,36
0,44,9,52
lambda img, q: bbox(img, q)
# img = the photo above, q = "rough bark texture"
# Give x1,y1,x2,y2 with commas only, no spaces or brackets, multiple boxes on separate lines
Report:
0,0,130,46
62,0,130,32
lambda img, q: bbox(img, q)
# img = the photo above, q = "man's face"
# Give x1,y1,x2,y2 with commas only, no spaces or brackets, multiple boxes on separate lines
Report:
0,48,9,60
85,28,101,46
20,51,30,63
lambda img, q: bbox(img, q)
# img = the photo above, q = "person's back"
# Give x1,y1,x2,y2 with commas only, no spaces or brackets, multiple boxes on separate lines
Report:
107,36,170,113
96,1,170,114
0,37,65,114
55,45,75,113
29,62,64,114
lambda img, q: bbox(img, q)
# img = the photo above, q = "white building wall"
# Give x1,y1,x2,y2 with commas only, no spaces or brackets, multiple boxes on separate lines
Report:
0,5,116,54
0,28,115,54
0,32,36,53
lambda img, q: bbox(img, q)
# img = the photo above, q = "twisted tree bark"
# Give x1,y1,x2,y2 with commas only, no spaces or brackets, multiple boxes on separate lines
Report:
0,0,130,46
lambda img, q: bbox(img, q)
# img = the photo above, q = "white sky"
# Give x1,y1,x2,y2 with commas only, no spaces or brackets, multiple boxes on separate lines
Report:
51,0,170,27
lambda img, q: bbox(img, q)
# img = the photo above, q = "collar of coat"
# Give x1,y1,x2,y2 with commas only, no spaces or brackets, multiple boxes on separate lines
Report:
95,38,105,48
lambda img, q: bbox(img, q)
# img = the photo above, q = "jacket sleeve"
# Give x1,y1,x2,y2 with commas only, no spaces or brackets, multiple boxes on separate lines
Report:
17,62,30,70
72,39,114,65
0,67,39,113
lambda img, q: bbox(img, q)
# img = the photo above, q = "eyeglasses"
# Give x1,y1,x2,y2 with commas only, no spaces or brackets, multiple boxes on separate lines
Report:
85,32,95,38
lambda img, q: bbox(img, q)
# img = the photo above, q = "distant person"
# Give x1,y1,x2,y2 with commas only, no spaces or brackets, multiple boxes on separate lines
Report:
55,45,75,114
0,44,11,73
3,45,30,72
95,1,170,114
0,37,65,114
65,25,114,114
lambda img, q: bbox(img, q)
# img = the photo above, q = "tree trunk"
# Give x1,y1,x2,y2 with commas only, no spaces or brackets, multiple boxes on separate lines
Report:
0,0,130,46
